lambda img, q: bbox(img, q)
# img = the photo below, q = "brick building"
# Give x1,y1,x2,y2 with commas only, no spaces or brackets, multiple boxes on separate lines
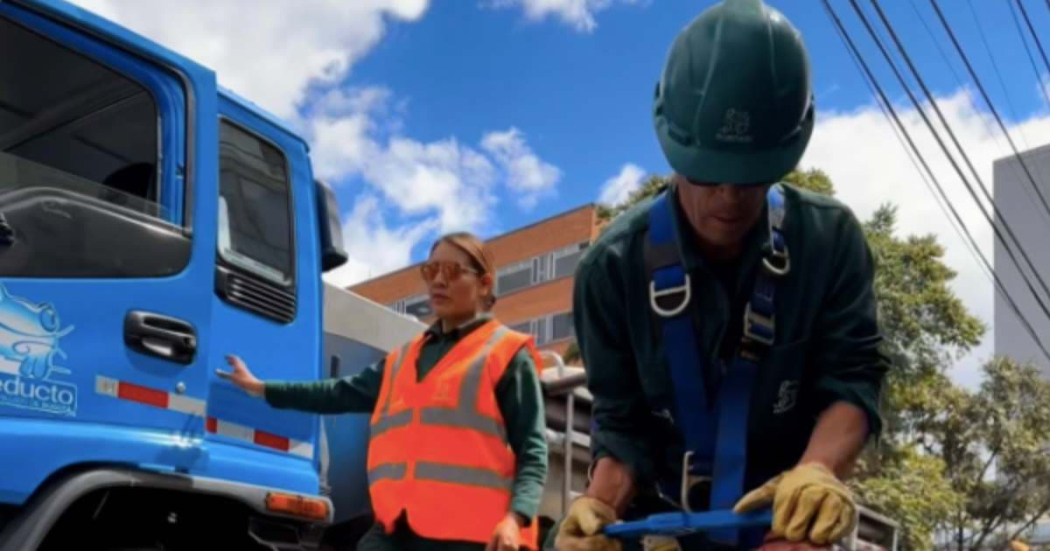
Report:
349,205,602,357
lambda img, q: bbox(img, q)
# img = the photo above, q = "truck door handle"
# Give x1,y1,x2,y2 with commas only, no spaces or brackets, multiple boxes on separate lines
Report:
124,310,197,364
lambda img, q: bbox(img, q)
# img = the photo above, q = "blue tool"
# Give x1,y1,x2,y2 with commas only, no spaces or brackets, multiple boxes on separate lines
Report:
605,509,774,539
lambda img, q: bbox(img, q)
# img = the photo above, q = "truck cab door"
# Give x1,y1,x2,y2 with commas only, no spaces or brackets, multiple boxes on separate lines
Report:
0,0,221,486
201,95,325,496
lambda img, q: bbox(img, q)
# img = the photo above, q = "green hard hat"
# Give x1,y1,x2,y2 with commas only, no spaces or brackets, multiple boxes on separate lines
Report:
653,0,814,185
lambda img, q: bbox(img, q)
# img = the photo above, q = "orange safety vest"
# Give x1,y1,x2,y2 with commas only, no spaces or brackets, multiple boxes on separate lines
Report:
367,320,543,549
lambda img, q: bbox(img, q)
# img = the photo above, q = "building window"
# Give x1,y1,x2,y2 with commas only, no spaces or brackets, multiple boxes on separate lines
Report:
497,260,533,296
552,312,575,341
509,311,575,346
509,321,531,335
390,294,430,317
495,241,590,297
534,317,549,346
554,242,588,279
532,254,552,285
404,294,433,319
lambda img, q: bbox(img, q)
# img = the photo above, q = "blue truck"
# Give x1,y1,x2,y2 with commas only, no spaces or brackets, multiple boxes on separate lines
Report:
0,0,424,548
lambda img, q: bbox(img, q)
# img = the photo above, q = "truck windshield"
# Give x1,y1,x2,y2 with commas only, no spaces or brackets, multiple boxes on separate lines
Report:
0,17,164,220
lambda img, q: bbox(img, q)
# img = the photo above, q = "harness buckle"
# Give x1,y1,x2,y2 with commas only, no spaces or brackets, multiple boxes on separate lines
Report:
743,303,775,347
649,275,692,318
679,451,711,513
764,226,789,274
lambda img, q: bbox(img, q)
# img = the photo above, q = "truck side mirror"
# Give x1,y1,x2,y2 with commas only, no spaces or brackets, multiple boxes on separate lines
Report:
316,180,348,272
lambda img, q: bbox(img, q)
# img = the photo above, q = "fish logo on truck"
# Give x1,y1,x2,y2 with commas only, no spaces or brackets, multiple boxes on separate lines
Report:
0,283,77,416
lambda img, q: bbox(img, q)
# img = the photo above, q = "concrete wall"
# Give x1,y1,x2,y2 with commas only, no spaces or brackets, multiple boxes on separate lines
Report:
993,143,1050,377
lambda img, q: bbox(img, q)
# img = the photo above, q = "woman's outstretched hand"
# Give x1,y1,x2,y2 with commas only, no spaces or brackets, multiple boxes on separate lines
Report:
216,354,265,398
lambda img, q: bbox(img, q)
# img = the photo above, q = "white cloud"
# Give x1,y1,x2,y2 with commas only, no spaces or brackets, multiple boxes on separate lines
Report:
598,163,646,205
303,90,561,280
307,88,390,181
366,137,498,232
482,128,562,209
70,0,430,118
305,87,500,234
323,195,438,288
486,0,644,32
802,89,1050,389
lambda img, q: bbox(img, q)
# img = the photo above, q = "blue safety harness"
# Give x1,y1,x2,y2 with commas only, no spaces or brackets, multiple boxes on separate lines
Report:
643,184,789,548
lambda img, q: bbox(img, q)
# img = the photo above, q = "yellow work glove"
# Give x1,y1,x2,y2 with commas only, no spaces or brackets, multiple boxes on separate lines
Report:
733,462,856,545
554,497,623,551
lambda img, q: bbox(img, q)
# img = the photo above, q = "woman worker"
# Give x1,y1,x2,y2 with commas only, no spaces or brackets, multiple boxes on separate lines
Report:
218,232,549,551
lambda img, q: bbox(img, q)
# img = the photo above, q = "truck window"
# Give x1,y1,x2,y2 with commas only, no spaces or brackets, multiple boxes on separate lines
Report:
217,121,294,287
0,17,188,278
1,18,160,217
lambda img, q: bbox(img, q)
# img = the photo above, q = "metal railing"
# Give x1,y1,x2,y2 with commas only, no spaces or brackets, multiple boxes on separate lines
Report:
540,351,588,516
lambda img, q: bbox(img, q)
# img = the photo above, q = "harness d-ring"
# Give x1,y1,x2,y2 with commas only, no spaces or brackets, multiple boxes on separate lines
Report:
650,275,692,318
762,253,790,277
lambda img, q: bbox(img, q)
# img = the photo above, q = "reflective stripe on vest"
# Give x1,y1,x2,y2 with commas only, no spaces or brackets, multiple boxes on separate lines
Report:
371,343,414,438
414,462,514,491
417,326,509,440
368,462,408,485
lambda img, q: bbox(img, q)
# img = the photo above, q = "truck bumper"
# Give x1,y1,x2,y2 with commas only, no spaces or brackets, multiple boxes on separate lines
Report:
0,467,333,551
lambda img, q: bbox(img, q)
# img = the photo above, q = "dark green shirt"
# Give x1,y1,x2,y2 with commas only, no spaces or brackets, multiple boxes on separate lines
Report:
574,182,889,493
264,316,549,528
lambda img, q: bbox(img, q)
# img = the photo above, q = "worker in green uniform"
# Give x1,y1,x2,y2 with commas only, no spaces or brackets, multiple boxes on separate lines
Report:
553,1,889,550
219,233,548,551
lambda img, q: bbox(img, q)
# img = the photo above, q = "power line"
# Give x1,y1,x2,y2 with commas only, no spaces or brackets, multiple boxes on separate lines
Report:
1008,0,1050,109
861,0,1050,324
929,0,1050,226
910,0,966,90
963,0,1043,137
961,0,1050,219
1015,0,1050,80
912,0,1050,227
820,0,1050,364
866,2,995,288
853,0,1050,352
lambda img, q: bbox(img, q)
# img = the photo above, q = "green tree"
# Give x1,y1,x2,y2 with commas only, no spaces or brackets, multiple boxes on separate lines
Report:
597,174,670,222
854,444,963,550
563,341,581,364
938,358,1050,551
783,167,837,195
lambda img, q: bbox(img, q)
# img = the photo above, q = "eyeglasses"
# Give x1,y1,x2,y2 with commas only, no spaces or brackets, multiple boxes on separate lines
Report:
420,261,480,283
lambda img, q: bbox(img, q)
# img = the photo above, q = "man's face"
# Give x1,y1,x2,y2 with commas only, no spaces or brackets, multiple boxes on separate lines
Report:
676,176,770,252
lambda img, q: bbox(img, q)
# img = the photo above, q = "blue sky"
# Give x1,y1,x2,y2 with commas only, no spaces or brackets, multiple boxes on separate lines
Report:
77,0,1050,386
326,0,1050,248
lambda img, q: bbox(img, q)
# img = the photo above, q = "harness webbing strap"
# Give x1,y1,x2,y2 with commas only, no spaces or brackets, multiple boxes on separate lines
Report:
645,184,789,549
